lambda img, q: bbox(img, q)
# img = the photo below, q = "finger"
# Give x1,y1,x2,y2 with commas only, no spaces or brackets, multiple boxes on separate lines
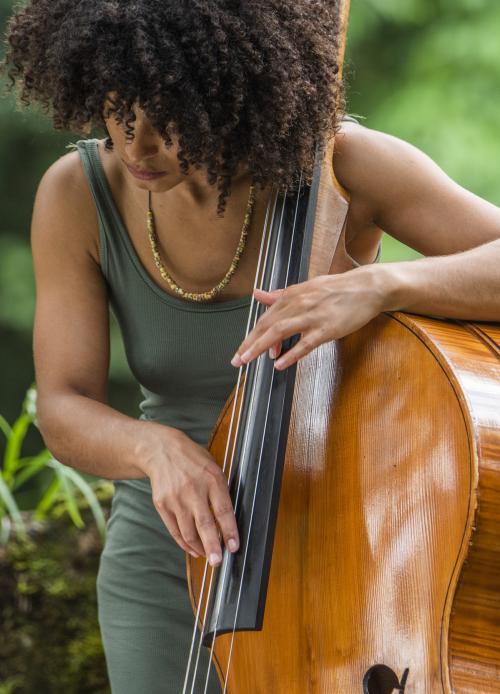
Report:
234,317,305,367
208,477,239,554
232,288,294,365
156,505,201,558
253,287,283,306
269,341,282,360
232,304,282,365
175,508,206,558
274,332,322,370
193,503,225,567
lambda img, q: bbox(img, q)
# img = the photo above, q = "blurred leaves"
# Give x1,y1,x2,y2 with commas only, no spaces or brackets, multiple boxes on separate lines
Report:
347,0,500,203
345,0,500,262
0,384,112,545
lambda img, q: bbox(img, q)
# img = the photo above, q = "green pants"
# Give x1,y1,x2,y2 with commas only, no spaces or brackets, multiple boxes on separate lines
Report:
96,481,221,694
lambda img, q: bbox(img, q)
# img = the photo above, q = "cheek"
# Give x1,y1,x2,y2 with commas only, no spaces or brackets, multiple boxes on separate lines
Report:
164,136,181,160
103,115,124,143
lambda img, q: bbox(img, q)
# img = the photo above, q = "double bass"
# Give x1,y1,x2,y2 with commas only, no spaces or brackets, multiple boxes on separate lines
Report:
185,1,500,691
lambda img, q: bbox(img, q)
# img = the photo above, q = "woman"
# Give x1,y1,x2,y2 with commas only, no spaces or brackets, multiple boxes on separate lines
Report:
3,1,500,692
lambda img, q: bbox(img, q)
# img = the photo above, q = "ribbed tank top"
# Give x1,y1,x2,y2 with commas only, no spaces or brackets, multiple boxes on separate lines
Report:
75,130,378,489
76,138,253,487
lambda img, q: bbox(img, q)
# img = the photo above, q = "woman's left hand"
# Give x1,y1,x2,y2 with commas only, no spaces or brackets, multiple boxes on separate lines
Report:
231,266,390,371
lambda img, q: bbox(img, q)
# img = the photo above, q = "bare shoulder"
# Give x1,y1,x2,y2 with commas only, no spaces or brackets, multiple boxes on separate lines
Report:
333,120,443,206
32,145,101,265
333,120,500,254
31,145,111,406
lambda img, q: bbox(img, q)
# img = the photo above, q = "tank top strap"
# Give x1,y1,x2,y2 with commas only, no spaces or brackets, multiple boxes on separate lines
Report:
72,137,122,278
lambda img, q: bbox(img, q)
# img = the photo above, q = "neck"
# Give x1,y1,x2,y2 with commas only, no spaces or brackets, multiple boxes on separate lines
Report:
179,164,254,210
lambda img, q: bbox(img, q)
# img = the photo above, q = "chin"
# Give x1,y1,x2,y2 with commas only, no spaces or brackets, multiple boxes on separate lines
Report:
131,176,182,193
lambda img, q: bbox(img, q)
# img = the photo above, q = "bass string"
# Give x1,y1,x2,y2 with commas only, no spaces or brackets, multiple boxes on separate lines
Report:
220,175,304,694
201,180,301,694
198,189,289,694
183,262,263,694
184,191,275,694
198,189,283,694
182,186,278,694
185,189,276,694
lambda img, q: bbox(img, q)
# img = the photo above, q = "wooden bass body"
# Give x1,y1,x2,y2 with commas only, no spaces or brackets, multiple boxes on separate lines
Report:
190,313,500,693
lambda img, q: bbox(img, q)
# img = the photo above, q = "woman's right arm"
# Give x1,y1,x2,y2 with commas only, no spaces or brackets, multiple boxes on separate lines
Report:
31,151,238,564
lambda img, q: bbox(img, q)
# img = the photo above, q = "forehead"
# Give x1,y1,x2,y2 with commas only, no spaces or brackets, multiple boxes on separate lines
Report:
102,91,141,115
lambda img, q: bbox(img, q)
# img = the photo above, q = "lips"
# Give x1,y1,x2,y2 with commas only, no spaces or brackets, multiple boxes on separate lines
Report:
124,161,168,180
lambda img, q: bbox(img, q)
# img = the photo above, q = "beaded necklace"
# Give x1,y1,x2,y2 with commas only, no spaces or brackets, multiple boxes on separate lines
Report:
146,185,256,302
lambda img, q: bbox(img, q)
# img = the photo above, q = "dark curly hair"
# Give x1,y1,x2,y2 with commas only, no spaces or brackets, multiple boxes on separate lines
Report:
1,0,345,213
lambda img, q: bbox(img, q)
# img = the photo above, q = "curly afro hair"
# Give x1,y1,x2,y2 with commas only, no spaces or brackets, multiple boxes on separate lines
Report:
2,0,345,213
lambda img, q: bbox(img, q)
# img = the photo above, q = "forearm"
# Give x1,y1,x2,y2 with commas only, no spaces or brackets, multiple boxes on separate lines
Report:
37,391,171,480
379,238,500,322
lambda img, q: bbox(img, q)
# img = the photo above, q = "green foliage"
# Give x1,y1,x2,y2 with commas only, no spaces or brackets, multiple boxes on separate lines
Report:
0,384,112,545
346,0,500,204
0,234,34,332
0,509,111,693
345,0,500,262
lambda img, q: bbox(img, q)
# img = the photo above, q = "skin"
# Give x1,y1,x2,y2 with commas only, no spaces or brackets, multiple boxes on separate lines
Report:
32,103,500,567
234,122,500,370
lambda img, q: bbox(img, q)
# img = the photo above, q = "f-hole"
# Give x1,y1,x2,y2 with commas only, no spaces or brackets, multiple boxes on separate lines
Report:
363,665,409,693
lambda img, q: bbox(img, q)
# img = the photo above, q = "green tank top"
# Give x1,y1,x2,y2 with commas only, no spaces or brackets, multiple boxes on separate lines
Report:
75,136,379,488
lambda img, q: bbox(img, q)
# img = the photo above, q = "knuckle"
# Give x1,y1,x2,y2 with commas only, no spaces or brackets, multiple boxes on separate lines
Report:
274,319,288,336
152,494,165,511
311,327,326,344
213,502,234,517
254,320,267,336
168,526,182,540
183,532,199,545
315,322,328,338
180,478,196,494
207,466,227,486
197,514,216,530
296,294,310,311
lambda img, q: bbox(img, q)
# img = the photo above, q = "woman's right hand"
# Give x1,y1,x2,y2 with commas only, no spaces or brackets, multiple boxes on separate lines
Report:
139,424,240,566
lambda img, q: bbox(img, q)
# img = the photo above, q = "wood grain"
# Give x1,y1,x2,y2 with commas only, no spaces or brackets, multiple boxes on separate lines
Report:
188,312,500,693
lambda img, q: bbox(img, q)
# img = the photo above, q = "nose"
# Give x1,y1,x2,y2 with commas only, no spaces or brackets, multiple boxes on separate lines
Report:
124,113,161,165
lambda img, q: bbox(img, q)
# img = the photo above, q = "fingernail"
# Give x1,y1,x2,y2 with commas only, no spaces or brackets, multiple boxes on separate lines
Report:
231,354,242,367
228,538,239,553
209,553,222,566
275,358,286,370
269,347,277,360
241,350,252,363
189,551,200,558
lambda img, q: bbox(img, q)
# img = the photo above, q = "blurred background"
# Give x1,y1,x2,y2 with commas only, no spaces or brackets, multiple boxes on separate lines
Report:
0,0,499,691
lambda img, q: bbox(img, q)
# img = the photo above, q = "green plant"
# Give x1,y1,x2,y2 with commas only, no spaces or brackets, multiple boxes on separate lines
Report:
0,383,111,545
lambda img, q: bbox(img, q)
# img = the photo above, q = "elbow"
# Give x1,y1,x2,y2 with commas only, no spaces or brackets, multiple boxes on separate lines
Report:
35,391,65,458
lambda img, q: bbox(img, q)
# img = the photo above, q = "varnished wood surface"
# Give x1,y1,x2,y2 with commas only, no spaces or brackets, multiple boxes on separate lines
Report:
189,312,500,693
405,316,500,692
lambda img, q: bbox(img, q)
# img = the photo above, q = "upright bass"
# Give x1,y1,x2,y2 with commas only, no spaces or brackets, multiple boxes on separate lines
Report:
186,1,500,691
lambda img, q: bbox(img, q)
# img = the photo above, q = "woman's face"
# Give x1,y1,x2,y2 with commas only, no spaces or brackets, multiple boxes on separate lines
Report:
102,95,189,194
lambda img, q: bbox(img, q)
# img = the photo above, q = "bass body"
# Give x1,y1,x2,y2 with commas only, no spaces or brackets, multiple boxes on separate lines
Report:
190,311,500,693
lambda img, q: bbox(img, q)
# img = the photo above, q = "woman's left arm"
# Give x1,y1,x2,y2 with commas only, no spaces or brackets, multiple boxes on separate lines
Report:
335,122,500,320
232,123,500,370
